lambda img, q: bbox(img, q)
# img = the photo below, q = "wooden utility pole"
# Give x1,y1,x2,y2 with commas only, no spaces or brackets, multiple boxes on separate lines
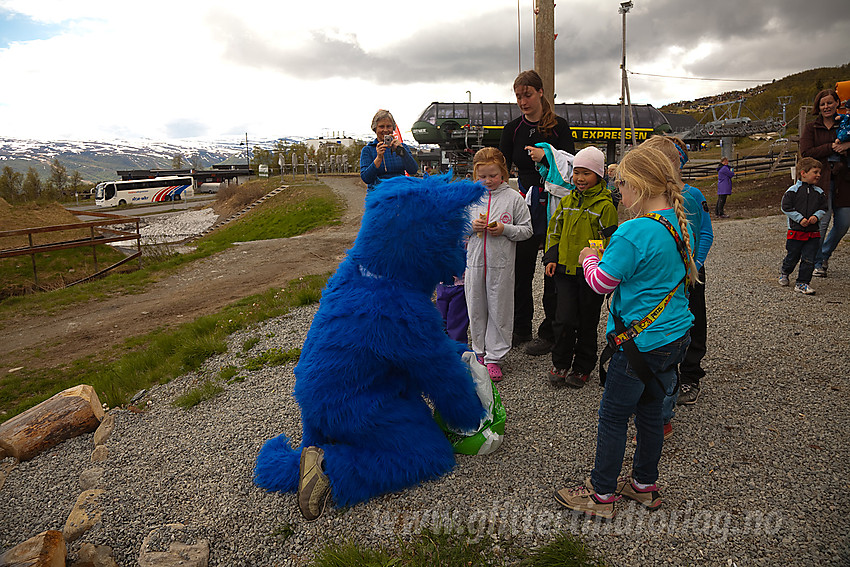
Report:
534,0,555,105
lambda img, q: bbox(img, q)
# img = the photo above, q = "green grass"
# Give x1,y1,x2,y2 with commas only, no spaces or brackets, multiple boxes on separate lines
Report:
0,181,341,321
173,380,225,409
244,347,301,371
308,530,604,567
242,336,261,352
0,273,328,422
219,366,239,382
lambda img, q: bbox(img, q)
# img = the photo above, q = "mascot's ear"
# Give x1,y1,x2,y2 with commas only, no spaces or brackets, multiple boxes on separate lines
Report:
422,173,487,211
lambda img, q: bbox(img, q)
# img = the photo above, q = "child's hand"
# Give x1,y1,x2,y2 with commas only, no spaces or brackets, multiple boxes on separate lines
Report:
578,246,597,264
808,215,818,225
471,217,487,232
545,262,557,277
800,217,809,227
524,145,545,163
487,221,505,236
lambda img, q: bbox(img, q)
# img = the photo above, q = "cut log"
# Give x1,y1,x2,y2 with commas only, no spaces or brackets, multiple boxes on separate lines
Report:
0,529,66,567
0,385,104,462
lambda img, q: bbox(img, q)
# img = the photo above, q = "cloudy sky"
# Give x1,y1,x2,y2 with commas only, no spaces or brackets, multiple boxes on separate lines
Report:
0,0,847,144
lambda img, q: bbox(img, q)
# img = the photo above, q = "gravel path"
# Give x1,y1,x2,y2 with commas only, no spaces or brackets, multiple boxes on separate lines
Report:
1,214,849,566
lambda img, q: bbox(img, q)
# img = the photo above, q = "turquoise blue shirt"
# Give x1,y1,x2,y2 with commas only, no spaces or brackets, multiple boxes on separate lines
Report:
597,208,695,352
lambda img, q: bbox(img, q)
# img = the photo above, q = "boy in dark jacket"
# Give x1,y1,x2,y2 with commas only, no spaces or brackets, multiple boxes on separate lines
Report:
780,157,828,295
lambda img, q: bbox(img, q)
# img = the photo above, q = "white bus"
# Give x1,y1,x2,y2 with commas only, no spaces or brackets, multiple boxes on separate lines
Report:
94,176,195,207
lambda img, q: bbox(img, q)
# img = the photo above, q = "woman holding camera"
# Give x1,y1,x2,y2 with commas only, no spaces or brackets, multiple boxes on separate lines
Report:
360,109,419,191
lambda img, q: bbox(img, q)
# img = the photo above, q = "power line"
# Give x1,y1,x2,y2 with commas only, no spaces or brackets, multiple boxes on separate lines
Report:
629,71,771,83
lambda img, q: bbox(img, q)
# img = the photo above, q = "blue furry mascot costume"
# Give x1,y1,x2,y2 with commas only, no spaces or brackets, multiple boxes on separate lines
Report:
254,173,488,519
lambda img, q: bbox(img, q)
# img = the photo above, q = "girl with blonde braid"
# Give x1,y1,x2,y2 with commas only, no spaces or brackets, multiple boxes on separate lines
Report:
554,145,696,519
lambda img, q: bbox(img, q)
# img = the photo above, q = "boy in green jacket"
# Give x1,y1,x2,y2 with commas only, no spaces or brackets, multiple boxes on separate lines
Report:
543,147,618,388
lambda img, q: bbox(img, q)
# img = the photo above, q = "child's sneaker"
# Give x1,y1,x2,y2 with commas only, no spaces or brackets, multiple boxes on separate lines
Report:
476,354,485,366
565,371,589,389
487,363,503,382
617,476,663,510
548,367,568,386
813,267,827,277
554,483,620,519
778,273,789,286
795,283,816,295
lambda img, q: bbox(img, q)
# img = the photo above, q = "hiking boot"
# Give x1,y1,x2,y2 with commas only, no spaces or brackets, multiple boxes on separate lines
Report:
554,483,620,519
617,476,663,510
813,267,827,278
525,338,553,356
677,383,700,405
298,446,331,521
778,273,790,286
565,371,589,389
794,283,816,295
548,367,568,386
487,363,503,382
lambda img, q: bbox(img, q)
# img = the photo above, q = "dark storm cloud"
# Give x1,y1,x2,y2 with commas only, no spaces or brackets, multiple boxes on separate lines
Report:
209,0,849,100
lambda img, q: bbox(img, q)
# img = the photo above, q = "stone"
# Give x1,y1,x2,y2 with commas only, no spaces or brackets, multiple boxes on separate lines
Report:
93,413,115,447
0,384,104,461
75,543,119,567
138,524,209,567
79,467,104,491
90,445,108,463
0,529,66,567
63,489,104,543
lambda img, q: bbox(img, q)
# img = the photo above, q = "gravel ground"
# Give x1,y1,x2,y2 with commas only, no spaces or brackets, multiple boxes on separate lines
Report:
1,214,849,566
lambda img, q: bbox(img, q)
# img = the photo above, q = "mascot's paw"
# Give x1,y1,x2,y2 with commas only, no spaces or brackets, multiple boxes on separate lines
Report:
438,398,487,433
254,433,302,493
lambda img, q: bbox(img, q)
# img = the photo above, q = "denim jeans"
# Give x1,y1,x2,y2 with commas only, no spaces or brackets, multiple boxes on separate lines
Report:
590,333,690,495
782,237,819,284
820,205,850,267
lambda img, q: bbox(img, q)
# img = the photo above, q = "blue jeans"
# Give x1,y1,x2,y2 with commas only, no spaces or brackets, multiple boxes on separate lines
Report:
591,333,690,494
820,205,850,268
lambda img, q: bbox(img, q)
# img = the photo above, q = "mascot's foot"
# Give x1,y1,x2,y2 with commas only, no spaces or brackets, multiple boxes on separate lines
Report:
298,446,331,521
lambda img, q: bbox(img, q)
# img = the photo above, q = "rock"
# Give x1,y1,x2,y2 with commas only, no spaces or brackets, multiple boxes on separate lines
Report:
93,414,115,447
138,523,209,567
0,458,17,492
0,529,66,567
74,543,119,567
0,385,104,461
63,489,104,543
90,445,108,463
79,467,105,491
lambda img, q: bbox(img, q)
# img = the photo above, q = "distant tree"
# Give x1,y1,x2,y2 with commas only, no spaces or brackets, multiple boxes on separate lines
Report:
816,78,824,91
252,146,272,168
171,153,184,169
68,170,84,194
48,158,68,198
22,167,43,201
0,166,23,203
189,154,203,171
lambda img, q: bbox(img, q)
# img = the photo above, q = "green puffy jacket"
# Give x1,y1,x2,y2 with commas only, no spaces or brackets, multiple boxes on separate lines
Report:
543,181,618,275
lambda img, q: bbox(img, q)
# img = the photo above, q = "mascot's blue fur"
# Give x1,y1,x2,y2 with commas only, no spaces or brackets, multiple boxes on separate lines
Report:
254,173,488,507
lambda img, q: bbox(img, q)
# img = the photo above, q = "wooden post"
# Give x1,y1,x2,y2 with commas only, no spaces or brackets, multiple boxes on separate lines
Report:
136,218,142,269
28,232,38,288
90,225,98,272
534,0,555,107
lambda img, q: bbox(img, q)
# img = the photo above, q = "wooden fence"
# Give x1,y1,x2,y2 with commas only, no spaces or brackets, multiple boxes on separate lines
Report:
0,210,142,289
682,150,797,181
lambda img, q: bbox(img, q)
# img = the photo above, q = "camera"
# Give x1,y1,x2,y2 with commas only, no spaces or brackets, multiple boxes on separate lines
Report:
384,134,403,156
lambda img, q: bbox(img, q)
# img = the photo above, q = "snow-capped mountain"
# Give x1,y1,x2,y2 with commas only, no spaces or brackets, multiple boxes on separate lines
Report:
0,136,305,183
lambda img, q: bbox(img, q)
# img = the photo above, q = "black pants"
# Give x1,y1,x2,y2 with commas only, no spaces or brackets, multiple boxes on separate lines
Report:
513,234,556,341
680,266,707,386
715,194,728,217
781,237,818,285
550,272,605,373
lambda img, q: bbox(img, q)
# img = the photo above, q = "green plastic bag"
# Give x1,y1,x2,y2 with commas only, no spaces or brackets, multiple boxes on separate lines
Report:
434,351,506,455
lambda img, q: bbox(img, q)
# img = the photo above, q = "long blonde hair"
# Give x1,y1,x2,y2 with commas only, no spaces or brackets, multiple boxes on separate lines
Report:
618,146,699,285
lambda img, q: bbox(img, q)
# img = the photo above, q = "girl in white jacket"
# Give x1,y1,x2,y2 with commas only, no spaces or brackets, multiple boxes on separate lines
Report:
466,148,533,381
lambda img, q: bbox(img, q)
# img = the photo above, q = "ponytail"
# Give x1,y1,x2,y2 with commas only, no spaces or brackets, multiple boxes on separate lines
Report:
538,96,557,136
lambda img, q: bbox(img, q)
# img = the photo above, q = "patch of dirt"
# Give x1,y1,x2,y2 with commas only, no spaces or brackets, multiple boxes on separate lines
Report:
0,175,366,371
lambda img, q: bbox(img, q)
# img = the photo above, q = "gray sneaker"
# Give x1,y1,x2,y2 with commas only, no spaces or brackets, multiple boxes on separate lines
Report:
795,283,816,295
778,273,790,286
813,267,827,277
677,383,700,405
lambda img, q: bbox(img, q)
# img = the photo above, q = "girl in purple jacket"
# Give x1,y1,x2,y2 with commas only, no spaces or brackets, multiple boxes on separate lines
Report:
716,158,734,218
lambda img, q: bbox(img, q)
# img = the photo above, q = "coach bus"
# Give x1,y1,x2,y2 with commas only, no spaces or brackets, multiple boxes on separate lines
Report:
94,176,195,207
411,101,670,148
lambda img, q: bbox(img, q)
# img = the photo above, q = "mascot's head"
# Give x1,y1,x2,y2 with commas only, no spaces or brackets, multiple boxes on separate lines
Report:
350,174,486,292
